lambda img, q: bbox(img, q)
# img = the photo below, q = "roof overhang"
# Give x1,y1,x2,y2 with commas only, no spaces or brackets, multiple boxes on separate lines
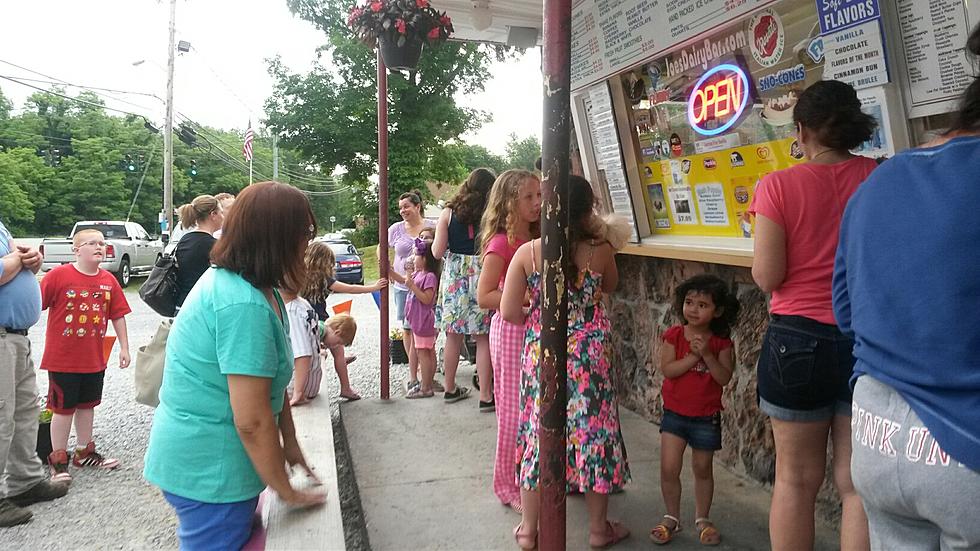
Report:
438,1,542,46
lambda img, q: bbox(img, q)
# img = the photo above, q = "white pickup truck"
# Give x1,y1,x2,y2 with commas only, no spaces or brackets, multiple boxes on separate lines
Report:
39,221,164,287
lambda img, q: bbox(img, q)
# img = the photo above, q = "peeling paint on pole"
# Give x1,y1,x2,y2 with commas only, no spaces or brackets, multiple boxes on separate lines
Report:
539,0,572,549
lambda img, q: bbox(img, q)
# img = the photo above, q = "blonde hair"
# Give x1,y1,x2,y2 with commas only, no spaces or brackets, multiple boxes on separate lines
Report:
72,229,103,247
301,241,336,305
178,195,220,229
479,169,540,256
326,314,357,347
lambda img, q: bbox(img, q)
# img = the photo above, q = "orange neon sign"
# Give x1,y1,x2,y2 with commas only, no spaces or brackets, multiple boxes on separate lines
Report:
687,64,750,136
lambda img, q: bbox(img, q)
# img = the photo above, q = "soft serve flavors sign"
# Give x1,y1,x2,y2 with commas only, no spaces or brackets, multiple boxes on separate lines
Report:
688,64,750,136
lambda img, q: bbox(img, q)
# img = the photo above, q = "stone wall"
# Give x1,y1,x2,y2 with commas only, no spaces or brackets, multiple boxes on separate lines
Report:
607,254,842,522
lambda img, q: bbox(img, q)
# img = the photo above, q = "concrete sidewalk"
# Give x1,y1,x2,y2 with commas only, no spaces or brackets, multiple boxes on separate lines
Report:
341,368,838,551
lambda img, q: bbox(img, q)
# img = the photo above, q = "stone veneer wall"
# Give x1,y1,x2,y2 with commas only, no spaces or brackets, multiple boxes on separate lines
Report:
607,253,842,522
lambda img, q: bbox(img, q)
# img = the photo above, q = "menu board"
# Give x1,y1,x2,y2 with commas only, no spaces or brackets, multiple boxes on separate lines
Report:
897,0,977,117
571,0,779,90
586,82,640,242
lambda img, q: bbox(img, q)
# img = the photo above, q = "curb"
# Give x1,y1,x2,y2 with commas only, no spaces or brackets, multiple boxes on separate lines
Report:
331,402,371,551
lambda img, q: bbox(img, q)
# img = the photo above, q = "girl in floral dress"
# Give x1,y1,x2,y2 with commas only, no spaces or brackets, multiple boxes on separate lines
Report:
500,175,632,549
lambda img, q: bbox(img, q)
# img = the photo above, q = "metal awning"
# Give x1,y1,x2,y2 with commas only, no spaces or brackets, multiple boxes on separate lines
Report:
439,0,542,45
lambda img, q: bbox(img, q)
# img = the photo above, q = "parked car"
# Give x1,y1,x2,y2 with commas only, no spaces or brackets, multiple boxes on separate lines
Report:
40,221,164,287
318,237,364,285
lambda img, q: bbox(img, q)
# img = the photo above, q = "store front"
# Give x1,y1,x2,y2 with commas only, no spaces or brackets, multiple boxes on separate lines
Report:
561,0,980,513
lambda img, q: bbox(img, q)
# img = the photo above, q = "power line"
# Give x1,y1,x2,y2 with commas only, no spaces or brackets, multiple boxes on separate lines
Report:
0,74,152,120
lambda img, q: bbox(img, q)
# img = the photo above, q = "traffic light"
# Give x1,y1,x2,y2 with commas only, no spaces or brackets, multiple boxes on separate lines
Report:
125,154,136,172
138,153,145,171
189,159,198,177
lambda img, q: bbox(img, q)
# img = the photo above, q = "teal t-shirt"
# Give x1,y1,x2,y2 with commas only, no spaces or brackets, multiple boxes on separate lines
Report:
143,268,293,503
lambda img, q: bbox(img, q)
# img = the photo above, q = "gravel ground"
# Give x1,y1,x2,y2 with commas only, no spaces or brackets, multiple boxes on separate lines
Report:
3,278,430,549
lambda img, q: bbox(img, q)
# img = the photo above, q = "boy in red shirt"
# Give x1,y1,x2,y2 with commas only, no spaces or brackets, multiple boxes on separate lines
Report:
40,229,131,482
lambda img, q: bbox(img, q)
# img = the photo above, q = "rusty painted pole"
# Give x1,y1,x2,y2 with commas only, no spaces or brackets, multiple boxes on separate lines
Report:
538,0,571,548
378,51,391,400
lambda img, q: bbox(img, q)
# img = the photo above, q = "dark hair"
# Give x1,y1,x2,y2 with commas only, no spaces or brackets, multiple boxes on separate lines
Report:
672,274,741,338
211,182,315,291
793,80,876,151
447,168,495,226
398,190,423,208
563,175,603,285
948,23,980,134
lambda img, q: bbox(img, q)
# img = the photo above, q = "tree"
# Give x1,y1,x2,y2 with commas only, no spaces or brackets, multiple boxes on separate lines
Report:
266,0,515,231
504,133,541,171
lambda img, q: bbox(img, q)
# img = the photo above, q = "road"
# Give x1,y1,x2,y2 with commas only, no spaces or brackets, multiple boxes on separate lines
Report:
4,275,397,549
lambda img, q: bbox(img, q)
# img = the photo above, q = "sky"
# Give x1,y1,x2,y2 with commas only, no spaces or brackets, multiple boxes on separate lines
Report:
0,0,542,156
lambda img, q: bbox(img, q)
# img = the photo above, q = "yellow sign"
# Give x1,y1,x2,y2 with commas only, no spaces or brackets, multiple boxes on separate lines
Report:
640,136,804,237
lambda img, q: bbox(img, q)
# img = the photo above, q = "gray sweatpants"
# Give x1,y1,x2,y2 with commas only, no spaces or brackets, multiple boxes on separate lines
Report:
0,330,45,498
851,375,980,551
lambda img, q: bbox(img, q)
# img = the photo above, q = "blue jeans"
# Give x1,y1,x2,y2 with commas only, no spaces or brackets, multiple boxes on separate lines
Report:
163,491,260,551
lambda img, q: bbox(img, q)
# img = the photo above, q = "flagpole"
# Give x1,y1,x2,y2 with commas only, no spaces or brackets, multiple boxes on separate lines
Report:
249,158,253,185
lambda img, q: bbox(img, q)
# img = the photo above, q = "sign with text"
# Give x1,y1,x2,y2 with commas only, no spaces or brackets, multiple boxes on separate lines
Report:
816,0,880,35
571,0,779,90
687,64,751,135
822,19,888,90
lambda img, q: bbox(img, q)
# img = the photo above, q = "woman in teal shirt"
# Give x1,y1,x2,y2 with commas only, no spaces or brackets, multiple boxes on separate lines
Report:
144,182,325,550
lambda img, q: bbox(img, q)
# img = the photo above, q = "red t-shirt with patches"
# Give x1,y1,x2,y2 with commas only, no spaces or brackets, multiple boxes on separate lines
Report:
40,264,131,373
661,325,733,417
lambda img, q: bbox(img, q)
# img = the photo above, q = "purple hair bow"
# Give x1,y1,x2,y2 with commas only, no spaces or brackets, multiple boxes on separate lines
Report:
413,236,429,255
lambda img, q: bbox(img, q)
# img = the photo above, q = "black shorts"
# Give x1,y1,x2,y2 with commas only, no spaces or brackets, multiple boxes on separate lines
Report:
756,314,855,422
47,371,105,413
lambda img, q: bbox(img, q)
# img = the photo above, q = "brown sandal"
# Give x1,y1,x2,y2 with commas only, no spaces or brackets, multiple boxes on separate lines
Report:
513,523,537,550
590,520,630,549
695,517,720,546
650,514,681,545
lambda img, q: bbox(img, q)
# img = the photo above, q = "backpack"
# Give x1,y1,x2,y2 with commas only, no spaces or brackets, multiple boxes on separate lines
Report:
139,253,179,317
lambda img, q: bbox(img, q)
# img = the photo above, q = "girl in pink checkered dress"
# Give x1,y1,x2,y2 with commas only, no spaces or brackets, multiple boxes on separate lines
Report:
477,169,541,512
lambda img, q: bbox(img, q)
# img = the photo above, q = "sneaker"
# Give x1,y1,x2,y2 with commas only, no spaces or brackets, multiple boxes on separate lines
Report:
479,398,496,413
0,499,32,528
7,479,70,507
405,386,434,399
444,386,471,403
47,450,72,483
72,442,120,470
431,380,445,393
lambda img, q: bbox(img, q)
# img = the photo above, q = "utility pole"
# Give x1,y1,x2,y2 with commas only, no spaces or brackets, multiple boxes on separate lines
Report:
162,0,177,241
272,134,279,179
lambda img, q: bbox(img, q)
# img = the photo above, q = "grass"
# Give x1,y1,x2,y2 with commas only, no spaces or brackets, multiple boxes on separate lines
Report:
360,244,380,281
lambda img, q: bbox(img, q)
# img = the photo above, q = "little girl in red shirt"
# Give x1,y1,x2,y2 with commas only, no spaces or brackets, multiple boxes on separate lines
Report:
651,274,740,546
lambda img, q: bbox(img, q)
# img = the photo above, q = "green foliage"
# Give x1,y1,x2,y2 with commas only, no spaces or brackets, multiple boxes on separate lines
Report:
504,133,541,171
269,0,516,224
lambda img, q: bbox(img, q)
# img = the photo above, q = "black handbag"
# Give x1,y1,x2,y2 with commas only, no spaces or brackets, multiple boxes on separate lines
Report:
139,253,179,317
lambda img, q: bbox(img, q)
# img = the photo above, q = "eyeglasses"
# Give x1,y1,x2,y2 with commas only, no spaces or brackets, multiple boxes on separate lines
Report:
79,240,106,248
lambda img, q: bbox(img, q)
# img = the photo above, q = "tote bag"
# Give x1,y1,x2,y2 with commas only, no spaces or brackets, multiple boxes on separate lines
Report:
135,319,171,407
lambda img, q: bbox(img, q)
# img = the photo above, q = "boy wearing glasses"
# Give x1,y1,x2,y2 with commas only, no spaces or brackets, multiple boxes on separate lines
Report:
39,229,131,482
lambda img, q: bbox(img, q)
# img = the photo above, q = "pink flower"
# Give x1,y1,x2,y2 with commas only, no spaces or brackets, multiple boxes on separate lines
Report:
416,0,429,7
395,18,407,34
427,27,441,39
370,1,382,12
440,15,452,26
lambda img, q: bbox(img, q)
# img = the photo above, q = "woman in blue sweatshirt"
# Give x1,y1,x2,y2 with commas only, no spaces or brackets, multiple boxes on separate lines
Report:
833,23,980,551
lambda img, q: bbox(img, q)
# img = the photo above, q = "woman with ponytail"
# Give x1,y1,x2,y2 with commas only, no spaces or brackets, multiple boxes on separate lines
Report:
748,79,877,551
175,194,224,308
833,24,980,550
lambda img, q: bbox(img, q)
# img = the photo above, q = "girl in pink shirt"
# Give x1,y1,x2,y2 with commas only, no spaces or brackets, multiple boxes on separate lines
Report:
749,80,877,551
476,169,541,513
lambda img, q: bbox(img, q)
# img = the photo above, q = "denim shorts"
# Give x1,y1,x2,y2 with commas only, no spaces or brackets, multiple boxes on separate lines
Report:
757,314,855,422
393,287,411,330
660,409,722,451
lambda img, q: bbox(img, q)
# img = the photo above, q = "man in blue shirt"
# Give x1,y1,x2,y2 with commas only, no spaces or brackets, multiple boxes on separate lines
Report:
0,218,69,527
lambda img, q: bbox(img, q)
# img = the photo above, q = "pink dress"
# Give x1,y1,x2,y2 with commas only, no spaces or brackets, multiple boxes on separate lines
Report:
486,232,526,506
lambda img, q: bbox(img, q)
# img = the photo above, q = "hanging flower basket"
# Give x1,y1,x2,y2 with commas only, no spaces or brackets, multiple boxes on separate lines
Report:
379,35,424,71
347,0,454,71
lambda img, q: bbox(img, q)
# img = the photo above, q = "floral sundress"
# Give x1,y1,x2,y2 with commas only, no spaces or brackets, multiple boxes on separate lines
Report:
515,243,630,493
436,252,492,334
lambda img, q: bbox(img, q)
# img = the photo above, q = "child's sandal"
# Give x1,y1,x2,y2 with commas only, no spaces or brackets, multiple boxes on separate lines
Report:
650,514,681,545
694,517,721,546
513,523,537,550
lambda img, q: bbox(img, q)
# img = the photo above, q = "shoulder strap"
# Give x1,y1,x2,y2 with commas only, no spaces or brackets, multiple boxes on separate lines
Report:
531,240,538,272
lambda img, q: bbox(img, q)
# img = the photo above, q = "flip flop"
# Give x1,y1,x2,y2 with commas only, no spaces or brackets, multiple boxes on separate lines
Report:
591,520,630,549
513,523,537,550
339,391,361,401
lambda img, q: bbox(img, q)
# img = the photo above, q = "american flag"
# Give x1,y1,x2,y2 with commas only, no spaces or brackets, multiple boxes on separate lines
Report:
242,122,254,162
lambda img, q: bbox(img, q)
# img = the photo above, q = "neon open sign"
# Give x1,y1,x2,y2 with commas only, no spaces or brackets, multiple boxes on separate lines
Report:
687,64,750,136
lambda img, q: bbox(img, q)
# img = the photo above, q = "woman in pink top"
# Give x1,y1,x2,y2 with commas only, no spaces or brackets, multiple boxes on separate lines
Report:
749,80,877,551
477,169,541,513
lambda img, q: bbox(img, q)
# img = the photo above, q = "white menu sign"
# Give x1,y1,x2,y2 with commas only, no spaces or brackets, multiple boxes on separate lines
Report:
586,83,640,242
897,0,977,117
822,19,888,90
571,0,779,90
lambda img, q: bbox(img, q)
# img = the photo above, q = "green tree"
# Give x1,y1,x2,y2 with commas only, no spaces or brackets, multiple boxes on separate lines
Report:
504,133,541,171
266,0,515,232
451,142,506,175
0,148,51,234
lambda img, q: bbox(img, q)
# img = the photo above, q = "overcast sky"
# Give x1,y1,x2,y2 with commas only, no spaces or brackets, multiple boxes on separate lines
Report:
0,0,542,155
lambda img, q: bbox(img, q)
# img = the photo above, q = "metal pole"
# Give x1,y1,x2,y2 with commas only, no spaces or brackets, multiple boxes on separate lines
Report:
539,0,572,549
249,158,253,185
126,145,157,222
378,50,391,400
272,134,279,179
163,0,177,241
